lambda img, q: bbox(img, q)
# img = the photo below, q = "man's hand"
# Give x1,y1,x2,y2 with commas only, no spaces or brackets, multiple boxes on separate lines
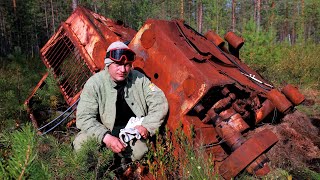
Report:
135,125,149,139
103,134,125,153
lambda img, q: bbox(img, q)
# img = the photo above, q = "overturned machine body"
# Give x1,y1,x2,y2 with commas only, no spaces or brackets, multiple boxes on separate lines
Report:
25,7,305,179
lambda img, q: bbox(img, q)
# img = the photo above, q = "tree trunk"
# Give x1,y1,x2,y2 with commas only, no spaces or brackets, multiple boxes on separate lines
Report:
188,0,191,25
44,4,49,38
180,0,184,20
292,1,298,44
51,0,55,33
72,0,78,11
0,10,5,56
232,0,236,32
215,0,219,32
269,1,275,29
0,9,4,35
301,0,305,41
256,0,261,32
197,0,203,33
161,1,165,20
93,0,97,13
34,12,39,56
12,0,16,14
254,0,257,22
285,1,289,43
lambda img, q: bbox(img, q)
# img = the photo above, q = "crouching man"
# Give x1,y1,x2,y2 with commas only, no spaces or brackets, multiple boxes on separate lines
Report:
73,41,168,163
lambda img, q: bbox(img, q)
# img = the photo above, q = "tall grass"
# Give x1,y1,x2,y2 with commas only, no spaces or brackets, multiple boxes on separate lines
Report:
0,124,115,179
243,43,320,90
271,44,320,89
147,127,218,179
0,49,46,131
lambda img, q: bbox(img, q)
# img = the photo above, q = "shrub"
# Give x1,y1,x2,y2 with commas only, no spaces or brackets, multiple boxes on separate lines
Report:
0,124,50,179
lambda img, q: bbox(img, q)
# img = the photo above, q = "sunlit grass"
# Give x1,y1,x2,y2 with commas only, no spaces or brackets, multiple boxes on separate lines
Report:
147,126,219,179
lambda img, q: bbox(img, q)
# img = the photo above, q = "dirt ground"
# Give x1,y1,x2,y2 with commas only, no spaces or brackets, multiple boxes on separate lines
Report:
270,111,319,167
252,108,320,178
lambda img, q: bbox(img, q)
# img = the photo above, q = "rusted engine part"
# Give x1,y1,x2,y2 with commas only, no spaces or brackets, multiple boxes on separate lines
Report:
225,31,244,59
281,84,305,106
130,19,304,179
202,29,305,114
218,129,278,179
194,87,275,177
24,7,136,134
205,30,244,59
205,30,244,62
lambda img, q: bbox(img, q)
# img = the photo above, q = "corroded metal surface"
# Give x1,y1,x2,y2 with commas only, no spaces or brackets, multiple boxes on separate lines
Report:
218,129,278,179
130,19,305,178
25,7,306,179
266,89,293,114
282,84,305,105
205,30,225,48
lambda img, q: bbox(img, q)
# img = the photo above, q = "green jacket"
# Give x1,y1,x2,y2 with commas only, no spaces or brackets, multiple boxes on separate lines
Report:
76,69,168,144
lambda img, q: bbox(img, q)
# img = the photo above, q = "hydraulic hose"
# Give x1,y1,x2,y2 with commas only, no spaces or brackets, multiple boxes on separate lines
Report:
41,106,77,135
38,98,80,135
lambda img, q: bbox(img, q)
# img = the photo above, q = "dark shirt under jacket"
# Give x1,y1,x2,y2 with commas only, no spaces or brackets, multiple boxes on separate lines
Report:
112,82,135,136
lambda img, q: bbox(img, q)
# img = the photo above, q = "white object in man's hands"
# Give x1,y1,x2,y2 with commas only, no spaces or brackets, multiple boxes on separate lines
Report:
119,117,144,146
125,117,144,129
119,128,141,146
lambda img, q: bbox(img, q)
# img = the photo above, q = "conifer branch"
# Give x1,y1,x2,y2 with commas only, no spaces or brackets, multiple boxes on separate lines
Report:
18,145,31,180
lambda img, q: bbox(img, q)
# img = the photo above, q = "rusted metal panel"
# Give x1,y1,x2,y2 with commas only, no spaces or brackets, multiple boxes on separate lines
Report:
64,7,136,70
225,32,244,50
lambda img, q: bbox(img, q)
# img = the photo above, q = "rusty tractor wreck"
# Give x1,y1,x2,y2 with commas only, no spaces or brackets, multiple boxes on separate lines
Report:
25,7,305,179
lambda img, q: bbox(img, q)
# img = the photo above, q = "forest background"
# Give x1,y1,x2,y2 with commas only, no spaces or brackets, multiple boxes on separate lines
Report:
0,0,319,179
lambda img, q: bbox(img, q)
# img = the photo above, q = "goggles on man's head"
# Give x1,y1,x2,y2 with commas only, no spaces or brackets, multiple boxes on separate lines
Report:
106,48,136,63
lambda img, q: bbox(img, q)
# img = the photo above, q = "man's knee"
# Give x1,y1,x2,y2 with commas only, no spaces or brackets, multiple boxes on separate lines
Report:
73,131,90,152
130,139,148,161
